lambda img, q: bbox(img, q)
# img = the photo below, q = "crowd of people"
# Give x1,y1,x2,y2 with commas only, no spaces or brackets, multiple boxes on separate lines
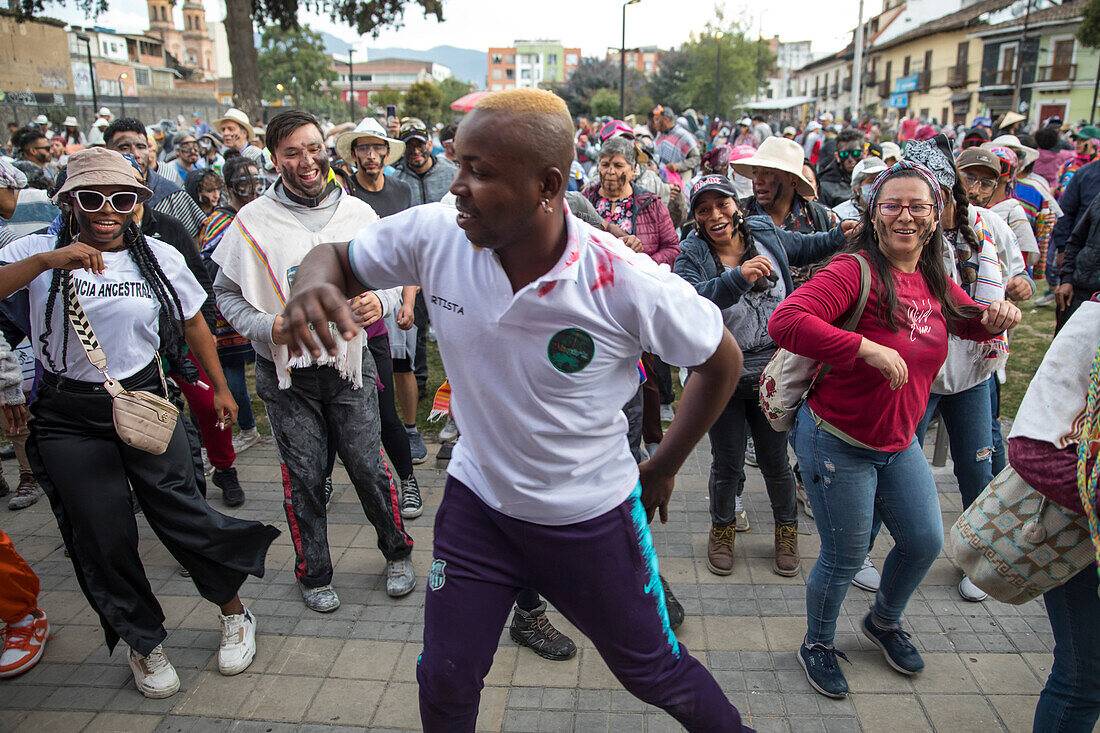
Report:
0,90,1096,733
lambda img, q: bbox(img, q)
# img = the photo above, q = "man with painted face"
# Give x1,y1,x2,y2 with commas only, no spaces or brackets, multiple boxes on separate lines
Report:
833,157,888,221
212,110,416,614
278,88,750,733
161,133,201,188
392,117,457,207
11,127,56,189
816,128,866,208
104,118,206,238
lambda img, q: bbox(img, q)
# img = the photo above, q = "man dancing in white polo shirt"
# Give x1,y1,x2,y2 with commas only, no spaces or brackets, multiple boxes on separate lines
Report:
280,89,750,732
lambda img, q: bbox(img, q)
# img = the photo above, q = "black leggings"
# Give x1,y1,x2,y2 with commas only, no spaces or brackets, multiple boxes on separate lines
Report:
370,336,413,480
28,362,278,655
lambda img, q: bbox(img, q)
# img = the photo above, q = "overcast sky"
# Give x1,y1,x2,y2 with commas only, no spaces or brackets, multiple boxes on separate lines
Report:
48,0,864,59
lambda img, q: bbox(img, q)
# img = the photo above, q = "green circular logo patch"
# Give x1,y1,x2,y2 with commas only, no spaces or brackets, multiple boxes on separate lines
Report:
547,328,595,373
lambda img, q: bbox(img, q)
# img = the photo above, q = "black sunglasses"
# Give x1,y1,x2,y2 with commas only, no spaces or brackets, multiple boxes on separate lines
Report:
73,189,138,214
836,149,860,160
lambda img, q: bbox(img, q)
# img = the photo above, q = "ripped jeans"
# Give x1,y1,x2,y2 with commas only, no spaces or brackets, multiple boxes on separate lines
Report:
914,381,995,510
793,405,943,645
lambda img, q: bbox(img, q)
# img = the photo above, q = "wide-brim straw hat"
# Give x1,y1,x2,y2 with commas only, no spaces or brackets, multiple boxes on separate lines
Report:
52,147,153,205
731,137,816,198
62,116,79,127
335,117,405,166
998,111,1026,129
214,107,254,141
984,134,1038,168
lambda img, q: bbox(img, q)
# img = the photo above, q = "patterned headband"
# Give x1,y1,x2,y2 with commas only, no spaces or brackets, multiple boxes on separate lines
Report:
868,159,945,213
902,138,956,190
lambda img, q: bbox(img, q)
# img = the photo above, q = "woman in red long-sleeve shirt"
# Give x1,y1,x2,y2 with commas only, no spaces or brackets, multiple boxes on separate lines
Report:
768,161,1021,699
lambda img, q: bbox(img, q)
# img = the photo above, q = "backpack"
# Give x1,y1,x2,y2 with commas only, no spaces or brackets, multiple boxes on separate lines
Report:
758,253,871,432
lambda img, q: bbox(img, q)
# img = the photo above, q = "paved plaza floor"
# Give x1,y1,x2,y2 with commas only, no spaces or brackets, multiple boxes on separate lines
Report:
0,431,1076,732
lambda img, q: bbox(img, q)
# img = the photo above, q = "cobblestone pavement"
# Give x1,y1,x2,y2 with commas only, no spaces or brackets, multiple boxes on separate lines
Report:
0,431,1078,733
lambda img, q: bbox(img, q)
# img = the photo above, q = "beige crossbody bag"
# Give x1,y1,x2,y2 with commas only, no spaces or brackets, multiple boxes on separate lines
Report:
66,284,179,455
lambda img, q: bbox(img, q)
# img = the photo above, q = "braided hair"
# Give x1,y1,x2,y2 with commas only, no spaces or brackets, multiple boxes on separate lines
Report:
39,208,190,375
949,176,981,264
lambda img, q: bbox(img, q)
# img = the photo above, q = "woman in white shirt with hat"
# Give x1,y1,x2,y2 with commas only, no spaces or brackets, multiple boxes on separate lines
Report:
0,147,278,700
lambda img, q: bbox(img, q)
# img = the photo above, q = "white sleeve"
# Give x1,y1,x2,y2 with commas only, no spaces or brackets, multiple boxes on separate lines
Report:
610,245,724,368
0,234,52,265
150,240,207,320
347,204,448,290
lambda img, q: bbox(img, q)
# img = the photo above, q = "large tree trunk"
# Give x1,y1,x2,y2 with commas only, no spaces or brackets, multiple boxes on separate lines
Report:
224,0,261,122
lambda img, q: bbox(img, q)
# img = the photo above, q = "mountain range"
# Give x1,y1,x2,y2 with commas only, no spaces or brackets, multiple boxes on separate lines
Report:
318,32,488,88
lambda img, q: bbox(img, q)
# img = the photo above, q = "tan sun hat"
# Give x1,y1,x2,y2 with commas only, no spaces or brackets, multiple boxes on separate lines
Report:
214,107,254,141
335,117,405,167
983,134,1039,168
731,137,816,198
998,111,1026,129
53,147,153,205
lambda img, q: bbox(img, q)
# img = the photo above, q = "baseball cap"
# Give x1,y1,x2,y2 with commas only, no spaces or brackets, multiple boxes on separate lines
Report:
689,174,739,212
1071,125,1100,140
397,118,430,143
956,147,1000,175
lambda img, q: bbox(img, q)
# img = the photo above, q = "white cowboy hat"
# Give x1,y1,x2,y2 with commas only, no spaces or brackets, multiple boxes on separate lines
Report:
335,117,405,167
97,107,112,118
998,111,1026,129
62,116,79,127
214,108,254,141
731,137,816,198
738,117,753,126
92,118,110,128
983,134,1039,168
33,115,48,125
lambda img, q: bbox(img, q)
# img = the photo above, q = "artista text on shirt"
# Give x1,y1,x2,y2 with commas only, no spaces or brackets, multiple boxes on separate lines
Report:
74,278,156,300
431,295,464,315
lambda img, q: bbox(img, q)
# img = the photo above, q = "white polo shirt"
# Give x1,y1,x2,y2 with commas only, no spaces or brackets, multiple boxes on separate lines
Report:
348,203,723,525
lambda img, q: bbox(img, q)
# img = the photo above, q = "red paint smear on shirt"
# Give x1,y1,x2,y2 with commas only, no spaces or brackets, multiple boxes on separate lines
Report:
590,244,616,292
537,281,558,297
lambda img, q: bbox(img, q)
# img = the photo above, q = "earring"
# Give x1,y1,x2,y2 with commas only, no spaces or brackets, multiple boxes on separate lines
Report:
541,199,554,214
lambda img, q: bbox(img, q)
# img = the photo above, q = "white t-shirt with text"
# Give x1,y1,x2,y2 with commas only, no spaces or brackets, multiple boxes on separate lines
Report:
1,234,206,381
347,203,723,525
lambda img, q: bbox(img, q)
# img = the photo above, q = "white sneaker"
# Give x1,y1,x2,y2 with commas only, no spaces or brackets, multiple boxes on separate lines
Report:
958,576,988,602
232,428,262,454
128,644,180,698
851,555,880,592
218,607,256,675
439,416,458,442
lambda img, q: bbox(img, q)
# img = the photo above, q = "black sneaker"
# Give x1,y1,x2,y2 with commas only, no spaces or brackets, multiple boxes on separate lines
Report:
861,613,924,675
798,642,850,698
660,575,684,630
510,602,577,661
213,467,245,507
400,476,423,519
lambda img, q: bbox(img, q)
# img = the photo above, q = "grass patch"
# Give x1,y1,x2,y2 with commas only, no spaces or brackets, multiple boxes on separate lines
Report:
1002,297,1056,419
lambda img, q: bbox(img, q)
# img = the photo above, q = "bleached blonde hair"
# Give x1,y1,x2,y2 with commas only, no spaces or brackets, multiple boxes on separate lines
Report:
470,88,575,175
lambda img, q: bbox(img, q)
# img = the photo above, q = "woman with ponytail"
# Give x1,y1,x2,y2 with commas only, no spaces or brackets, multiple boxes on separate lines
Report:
674,174,849,579
769,159,1021,699
0,148,277,699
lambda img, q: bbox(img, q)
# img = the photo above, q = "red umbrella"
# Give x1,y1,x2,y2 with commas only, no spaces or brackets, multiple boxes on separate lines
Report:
450,91,490,113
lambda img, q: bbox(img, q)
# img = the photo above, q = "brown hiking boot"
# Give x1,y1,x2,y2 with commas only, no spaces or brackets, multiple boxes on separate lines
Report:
774,523,801,576
706,524,736,576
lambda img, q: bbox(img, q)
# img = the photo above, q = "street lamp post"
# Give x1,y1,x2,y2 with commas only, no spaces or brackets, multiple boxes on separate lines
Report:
620,0,641,119
118,73,127,118
347,49,355,120
715,32,724,122
76,33,98,117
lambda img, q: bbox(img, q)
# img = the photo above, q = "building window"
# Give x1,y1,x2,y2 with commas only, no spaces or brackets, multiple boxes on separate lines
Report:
547,53,557,65
520,68,530,79
491,54,502,64
566,53,578,65
505,68,514,79
903,55,910,76
492,68,502,79
135,68,151,86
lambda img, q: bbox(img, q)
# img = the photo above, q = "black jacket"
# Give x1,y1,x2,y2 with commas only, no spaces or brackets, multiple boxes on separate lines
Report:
1062,189,1100,299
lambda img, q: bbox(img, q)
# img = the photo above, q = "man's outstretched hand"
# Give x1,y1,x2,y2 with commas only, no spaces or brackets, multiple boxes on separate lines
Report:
639,459,674,524
280,283,360,359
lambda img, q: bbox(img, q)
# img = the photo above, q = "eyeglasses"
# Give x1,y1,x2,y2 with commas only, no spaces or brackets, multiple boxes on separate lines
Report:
229,175,267,196
352,143,389,156
177,142,199,152
836,149,860,160
959,171,997,193
876,202,934,218
398,120,428,137
72,189,138,214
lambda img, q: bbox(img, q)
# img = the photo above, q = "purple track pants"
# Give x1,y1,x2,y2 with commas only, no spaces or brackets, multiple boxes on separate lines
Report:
417,477,751,733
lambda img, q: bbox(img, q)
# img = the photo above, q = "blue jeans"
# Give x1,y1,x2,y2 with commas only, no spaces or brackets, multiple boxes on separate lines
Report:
221,354,255,432
914,381,994,510
793,405,943,644
1033,566,1100,733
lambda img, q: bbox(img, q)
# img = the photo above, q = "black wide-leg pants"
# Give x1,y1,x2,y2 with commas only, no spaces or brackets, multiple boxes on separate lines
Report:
27,362,279,656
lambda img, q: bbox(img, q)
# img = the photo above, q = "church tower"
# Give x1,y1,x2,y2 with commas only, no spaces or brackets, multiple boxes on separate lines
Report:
147,0,171,31
182,0,206,37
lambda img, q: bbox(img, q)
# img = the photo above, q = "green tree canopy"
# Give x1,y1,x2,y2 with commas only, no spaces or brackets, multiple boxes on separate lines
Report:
437,77,473,121
403,80,443,125
257,25,344,118
589,88,620,118
1079,0,1100,47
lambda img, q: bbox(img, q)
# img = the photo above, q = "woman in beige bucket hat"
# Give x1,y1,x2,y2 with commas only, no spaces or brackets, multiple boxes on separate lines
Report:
0,146,278,700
